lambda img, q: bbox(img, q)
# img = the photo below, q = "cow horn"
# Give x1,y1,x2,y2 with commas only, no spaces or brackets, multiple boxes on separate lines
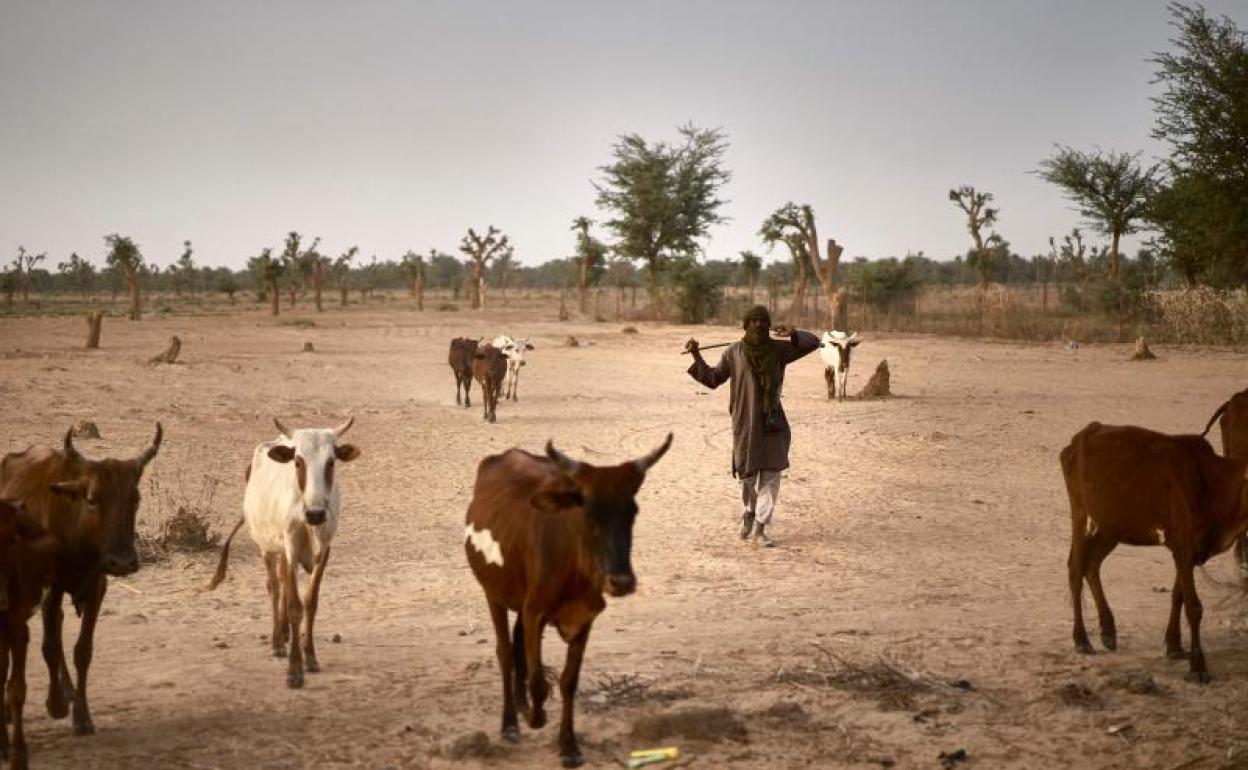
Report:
273,418,292,438
546,440,582,477
634,432,674,473
138,422,163,468
63,428,83,464
333,416,355,437
849,331,860,342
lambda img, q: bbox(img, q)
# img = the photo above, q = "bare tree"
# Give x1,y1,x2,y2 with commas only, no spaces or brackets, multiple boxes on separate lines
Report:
948,186,1003,289
11,246,47,304
759,203,848,329
459,226,510,310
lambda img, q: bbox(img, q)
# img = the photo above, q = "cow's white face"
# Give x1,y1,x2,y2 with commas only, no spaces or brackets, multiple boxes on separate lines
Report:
267,429,360,526
493,335,534,367
820,331,861,399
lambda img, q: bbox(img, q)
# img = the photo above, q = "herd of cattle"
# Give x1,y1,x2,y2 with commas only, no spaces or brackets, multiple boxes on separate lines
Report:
1,328,1247,767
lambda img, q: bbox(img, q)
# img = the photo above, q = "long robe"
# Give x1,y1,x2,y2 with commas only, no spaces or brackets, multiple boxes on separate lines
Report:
687,331,820,476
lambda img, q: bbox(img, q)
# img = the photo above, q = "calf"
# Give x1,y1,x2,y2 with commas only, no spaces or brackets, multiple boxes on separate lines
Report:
492,335,535,401
1062,421,1248,682
0,500,59,770
465,433,672,768
0,423,161,737
473,344,508,423
209,417,360,688
448,337,480,407
1202,388,1248,579
819,330,861,401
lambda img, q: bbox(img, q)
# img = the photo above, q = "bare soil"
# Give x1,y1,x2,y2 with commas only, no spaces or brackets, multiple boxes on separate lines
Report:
3,301,1248,769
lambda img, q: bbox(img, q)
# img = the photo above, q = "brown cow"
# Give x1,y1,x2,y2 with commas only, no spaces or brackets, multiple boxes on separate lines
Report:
1062,422,1248,683
448,337,480,407
0,424,161,735
465,433,672,768
1202,388,1248,578
0,499,59,770
472,344,507,424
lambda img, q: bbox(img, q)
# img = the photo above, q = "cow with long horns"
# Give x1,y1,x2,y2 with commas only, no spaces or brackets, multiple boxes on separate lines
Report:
0,423,162,738
209,417,360,688
465,432,672,768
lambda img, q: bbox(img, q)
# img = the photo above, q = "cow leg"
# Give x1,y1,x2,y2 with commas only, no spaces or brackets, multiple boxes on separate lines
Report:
511,614,529,715
1175,558,1209,683
69,576,107,736
1236,534,1248,583
1082,531,1119,651
1165,572,1186,658
522,608,548,729
302,546,331,673
282,555,305,688
40,591,72,720
4,620,28,770
0,634,9,760
487,602,519,742
1067,523,1093,654
824,366,834,400
557,625,591,769
464,376,471,408
511,370,519,402
264,553,287,657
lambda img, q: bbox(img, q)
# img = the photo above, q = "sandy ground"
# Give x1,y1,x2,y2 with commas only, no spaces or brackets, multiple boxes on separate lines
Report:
3,300,1248,770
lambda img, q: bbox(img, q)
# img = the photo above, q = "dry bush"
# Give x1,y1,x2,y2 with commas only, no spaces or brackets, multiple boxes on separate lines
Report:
139,473,221,563
1148,287,1248,345
775,644,967,711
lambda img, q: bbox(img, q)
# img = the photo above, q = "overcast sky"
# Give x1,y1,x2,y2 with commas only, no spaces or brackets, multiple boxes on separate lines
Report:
2,0,1245,270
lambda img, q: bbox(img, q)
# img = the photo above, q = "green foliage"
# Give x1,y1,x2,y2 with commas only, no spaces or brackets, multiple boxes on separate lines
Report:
104,234,142,272
738,251,762,285
57,252,96,297
846,257,923,314
571,216,608,287
669,260,723,324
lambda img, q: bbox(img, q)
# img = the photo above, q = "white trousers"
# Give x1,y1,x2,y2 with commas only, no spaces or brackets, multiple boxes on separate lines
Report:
739,470,783,526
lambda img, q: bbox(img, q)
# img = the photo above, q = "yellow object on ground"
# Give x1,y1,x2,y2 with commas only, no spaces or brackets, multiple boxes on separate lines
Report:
627,747,680,768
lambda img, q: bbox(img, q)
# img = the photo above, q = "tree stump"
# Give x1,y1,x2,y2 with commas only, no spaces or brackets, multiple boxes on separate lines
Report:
856,359,892,399
1131,336,1156,361
564,335,579,347
302,341,315,353
149,335,182,365
85,310,103,349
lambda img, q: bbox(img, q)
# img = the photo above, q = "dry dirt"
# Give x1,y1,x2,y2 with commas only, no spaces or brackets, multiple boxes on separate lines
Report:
3,301,1248,770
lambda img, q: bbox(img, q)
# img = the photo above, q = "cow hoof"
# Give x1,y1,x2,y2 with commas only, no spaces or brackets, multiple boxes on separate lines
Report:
273,647,287,659
46,698,69,720
1101,634,1117,652
527,708,546,729
1166,646,1187,659
502,725,520,743
560,751,584,768
1185,670,1212,685
73,721,95,736
305,659,320,673
1074,641,1094,655
287,671,304,689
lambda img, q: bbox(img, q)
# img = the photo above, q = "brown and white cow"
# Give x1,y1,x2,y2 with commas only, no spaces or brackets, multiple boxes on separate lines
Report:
1202,388,1248,579
209,417,360,688
472,344,508,424
465,433,672,768
448,337,481,407
1062,421,1248,682
0,499,59,770
0,424,161,736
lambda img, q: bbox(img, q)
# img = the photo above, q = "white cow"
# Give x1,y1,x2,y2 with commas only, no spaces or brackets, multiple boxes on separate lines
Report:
208,416,361,688
491,335,535,401
819,331,861,402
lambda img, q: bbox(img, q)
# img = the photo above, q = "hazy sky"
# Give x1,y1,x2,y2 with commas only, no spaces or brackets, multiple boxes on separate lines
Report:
2,0,1245,270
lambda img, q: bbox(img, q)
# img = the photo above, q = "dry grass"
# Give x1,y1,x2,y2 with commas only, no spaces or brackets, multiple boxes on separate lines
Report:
138,473,221,563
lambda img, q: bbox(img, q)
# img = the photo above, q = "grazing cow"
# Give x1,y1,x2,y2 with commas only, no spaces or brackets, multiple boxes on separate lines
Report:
0,499,59,770
0,423,162,736
492,335,536,401
473,344,508,423
448,337,481,407
1202,388,1248,578
819,331,861,401
1061,421,1248,683
465,433,672,768
209,417,360,688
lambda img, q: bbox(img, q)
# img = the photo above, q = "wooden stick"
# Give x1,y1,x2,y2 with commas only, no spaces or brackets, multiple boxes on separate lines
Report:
681,341,733,356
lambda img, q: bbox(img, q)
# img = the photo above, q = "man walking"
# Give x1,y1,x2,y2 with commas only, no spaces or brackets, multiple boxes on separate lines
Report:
685,305,820,546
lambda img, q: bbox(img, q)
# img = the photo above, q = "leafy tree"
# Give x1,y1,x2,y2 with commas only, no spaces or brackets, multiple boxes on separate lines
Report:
57,252,96,299
594,124,731,315
11,246,47,303
759,203,847,327
1036,147,1160,281
459,226,510,309
402,250,425,309
948,186,1003,289
280,231,318,307
175,240,196,296
738,250,762,305
247,247,283,315
217,272,238,304
669,259,723,324
571,216,608,314
104,235,143,320
848,257,923,315
332,247,357,307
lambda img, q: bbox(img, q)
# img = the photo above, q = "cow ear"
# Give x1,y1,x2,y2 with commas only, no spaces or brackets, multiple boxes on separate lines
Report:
268,445,296,463
50,479,88,499
849,339,862,347
334,443,361,462
525,343,535,351
531,488,583,513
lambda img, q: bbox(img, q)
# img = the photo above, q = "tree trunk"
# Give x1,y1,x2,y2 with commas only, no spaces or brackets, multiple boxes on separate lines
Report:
339,284,348,307
579,260,589,314
268,279,279,316
747,276,756,306
313,266,324,312
85,311,102,349
469,261,482,309
1109,229,1121,281
788,254,807,321
126,269,141,321
416,273,424,311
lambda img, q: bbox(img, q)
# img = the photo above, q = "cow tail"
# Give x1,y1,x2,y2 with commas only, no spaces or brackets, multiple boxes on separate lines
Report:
1202,401,1229,438
207,516,246,590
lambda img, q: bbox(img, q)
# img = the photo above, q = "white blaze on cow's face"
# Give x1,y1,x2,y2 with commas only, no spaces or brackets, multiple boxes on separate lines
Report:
267,429,360,526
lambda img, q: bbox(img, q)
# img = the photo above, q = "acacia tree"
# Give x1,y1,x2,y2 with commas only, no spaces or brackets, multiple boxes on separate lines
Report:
247,247,283,316
57,252,96,299
175,240,195,296
1036,147,1159,281
304,241,328,311
333,247,357,307
103,235,143,320
401,250,426,309
948,186,1003,289
280,231,318,308
759,203,848,328
739,250,761,305
594,124,730,317
571,216,608,314
11,246,47,303
459,226,510,310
